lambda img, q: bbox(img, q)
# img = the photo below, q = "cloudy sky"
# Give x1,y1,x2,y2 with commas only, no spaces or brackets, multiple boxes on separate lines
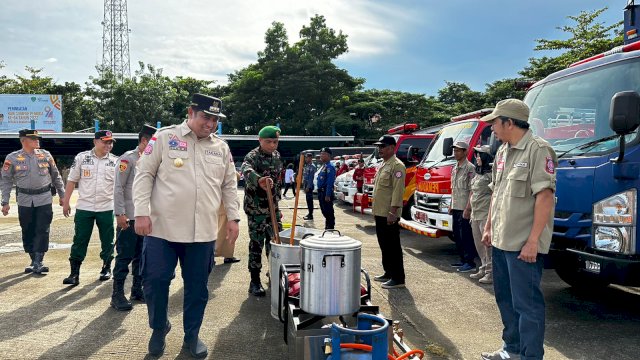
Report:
0,0,620,95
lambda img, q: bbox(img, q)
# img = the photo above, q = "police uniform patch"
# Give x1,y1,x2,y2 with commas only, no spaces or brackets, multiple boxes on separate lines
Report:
395,171,402,178
545,156,555,174
2,160,10,171
119,160,128,172
144,137,156,155
16,155,25,162
168,134,187,151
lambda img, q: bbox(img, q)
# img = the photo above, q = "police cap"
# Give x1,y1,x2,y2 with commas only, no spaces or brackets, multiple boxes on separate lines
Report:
95,130,115,142
320,147,332,155
139,124,157,137
18,129,42,139
373,135,396,147
191,93,222,116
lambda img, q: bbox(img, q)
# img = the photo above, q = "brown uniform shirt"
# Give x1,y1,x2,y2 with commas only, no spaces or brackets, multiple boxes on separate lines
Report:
450,159,475,211
133,121,240,243
490,129,557,254
372,155,406,217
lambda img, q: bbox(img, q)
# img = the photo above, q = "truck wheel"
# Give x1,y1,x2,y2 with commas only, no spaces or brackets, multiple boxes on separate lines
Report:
554,263,610,289
402,197,414,220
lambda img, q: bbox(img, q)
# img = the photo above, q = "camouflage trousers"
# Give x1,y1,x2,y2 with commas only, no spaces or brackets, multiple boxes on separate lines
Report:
247,213,282,273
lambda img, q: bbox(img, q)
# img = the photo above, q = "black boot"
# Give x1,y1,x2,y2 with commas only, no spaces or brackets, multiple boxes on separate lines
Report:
99,260,112,281
148,321,171,357
63,260,81,286
248,271,266,297
130,276,145,302
32,252,47,275
110,279,133,311
25,253,35,273
182,337,208,358
39,252,49,273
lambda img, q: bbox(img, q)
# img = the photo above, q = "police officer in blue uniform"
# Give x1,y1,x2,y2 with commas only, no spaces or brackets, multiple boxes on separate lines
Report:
316,147,336,229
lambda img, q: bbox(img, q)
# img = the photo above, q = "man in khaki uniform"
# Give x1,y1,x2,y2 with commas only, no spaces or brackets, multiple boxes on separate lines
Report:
371,135,406,289
449,141,478,273
480,99,556,360
133,94,240,358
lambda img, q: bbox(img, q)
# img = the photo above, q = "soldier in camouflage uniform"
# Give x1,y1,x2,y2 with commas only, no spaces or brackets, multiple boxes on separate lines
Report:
241,125,283,297
1,129,65,274
110,124,156,311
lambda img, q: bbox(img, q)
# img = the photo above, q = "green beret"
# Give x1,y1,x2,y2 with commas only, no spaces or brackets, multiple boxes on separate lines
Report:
258,125,281,139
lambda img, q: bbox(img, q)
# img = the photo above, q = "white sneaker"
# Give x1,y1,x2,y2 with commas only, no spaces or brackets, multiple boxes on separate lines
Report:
479,273,493,284
481,349,519,360
470,269,485,279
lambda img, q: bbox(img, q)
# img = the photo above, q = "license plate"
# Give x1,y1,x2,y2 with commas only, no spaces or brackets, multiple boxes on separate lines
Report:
442,220,449,228
416,212,427,223
584,260,601,274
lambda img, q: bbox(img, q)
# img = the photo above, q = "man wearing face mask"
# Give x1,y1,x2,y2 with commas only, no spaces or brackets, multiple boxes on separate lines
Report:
469,145,494,284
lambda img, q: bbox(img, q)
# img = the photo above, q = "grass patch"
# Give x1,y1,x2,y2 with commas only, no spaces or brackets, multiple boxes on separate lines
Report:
425,342,449,358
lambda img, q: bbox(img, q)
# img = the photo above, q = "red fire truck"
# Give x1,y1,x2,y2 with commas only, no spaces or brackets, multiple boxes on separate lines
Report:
399,109,494,237
354,123,439,219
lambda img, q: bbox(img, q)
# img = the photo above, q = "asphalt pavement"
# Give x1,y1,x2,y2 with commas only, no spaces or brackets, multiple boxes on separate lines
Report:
0,190,639,359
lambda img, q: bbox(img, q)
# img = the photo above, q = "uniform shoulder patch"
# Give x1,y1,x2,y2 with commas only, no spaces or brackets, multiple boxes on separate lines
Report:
119,160,128,172
144,136,157,155
394,171,402,178
2,160,11,171
545,156,555,174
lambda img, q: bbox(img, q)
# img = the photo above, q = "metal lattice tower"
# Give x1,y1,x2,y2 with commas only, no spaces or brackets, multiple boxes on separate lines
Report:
101,0,131,80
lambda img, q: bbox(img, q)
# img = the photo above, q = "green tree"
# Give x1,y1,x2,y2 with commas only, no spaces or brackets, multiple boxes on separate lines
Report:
520,7,623,79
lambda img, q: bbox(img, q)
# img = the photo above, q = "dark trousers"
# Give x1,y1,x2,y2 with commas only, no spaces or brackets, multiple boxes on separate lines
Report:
283,183,295,196
305,190,314,216
70,209,115,262
18,203,53,253
493,248,545,360
142,236,215,341
374,216,405,283
318,190,335,229
451,210,477,266
113,221,144,281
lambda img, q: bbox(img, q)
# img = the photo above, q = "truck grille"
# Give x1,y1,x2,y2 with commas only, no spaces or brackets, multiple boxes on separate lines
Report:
415,191,441,212
364,184,374,197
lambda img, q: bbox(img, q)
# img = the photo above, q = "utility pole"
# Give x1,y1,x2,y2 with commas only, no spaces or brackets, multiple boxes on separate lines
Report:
102,0,131,81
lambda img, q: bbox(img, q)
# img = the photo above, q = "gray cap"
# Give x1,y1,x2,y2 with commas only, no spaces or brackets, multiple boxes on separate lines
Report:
452,141,469,150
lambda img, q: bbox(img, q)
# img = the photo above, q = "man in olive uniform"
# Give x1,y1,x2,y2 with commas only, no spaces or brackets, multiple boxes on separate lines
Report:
480,99,557,360
316,147,336,229
1,129,65,274
110,124,156,311
371,135,406,289
133,94,240,358
241,125,283,297
62,130,119,285
302,152,316,220
449,141,478,273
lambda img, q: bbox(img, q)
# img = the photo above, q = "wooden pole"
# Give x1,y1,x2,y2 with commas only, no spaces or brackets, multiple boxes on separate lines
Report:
266,183,280,244
290,154,305,245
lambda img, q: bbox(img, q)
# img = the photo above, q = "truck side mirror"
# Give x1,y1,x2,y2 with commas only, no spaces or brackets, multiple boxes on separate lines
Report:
610,91,640,135
489,132,500,156
442,137,453,157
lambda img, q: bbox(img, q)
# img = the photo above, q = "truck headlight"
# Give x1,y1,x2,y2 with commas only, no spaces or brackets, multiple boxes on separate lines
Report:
592,189,636,254
438,197,451,213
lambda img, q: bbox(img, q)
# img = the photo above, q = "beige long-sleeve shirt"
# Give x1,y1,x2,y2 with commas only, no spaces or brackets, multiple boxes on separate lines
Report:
133,121,240,243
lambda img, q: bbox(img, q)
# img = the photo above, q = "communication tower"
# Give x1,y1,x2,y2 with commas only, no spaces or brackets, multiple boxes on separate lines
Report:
101,0,131,80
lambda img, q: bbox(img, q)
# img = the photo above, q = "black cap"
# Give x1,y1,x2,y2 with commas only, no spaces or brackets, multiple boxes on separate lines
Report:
95,130,115,142
320,147,332,155
373,135,396,147
305,152,313,157
139,124,157,137
18,129,42,139
191,93,222,116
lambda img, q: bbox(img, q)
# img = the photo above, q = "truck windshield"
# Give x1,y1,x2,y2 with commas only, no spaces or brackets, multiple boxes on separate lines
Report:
420,122,479,166
524,58,640,157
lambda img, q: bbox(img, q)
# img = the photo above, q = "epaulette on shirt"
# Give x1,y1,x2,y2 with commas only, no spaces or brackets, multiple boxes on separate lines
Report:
531,135,553,150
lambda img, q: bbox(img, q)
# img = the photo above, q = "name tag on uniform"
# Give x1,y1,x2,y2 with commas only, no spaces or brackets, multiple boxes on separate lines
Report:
514,162,528,168
15,165,28,171
205,150,222,157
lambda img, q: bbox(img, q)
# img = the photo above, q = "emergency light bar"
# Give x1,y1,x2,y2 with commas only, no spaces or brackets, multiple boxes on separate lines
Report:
387,123,419,134
450,108,493,122
569,40,640,68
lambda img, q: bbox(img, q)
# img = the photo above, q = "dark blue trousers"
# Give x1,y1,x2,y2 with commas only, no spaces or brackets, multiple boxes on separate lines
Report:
317,190,335,229
451,210,477,266
113,221,143,281
142,236,215,341
492,248,545,360
305,189,314,217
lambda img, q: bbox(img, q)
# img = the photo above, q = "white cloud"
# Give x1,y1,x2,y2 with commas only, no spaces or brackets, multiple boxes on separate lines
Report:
44,58,58,63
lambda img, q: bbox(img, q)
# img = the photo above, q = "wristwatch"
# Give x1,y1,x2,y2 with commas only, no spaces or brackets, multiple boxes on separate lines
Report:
115,214,126,217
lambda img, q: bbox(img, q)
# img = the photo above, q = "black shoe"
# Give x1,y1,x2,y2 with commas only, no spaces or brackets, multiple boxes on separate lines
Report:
63,259,81,286
381,279,406,289
450,262,464,268
99,261,112,281
248,281,266,297
25,253,35,273
303,215,313,220
182,337,208,358
373,274,391,282
148,321,171,357
32,252,47,275
111,280,133,311
223,257,240,264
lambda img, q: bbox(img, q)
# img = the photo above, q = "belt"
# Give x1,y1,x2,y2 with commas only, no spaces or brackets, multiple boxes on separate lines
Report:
16,185,51,195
